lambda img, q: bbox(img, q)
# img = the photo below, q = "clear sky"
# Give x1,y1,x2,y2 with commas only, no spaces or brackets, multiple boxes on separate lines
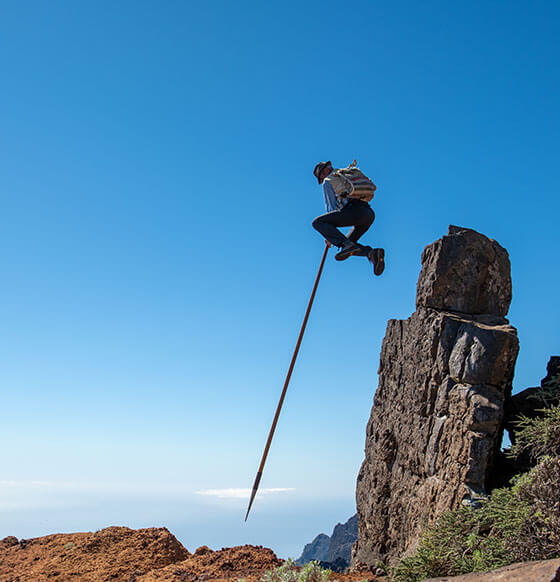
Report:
1,0,559,559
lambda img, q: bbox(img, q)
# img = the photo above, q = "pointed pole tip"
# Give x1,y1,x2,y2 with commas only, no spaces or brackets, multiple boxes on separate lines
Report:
244,244,329,522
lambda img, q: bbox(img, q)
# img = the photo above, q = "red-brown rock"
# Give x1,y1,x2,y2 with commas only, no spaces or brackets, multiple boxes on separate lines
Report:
423,557,560,581
0,526,189,582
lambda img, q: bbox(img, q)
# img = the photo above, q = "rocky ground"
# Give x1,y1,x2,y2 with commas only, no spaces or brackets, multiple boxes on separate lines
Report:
423,558,560,581
0,526,384,582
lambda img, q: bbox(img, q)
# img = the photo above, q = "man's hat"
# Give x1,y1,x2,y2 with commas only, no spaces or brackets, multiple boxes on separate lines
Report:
313,161,332,183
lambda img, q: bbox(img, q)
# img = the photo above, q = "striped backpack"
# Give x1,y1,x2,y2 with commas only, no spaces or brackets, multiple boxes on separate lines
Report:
332,160,376,202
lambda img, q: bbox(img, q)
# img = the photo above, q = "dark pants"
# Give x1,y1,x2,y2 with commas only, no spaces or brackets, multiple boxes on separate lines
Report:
312,200,375,256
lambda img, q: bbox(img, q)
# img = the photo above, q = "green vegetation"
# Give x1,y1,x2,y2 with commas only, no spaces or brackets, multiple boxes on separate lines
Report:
392,405,560,582
509,406,560,460
262,560,331,582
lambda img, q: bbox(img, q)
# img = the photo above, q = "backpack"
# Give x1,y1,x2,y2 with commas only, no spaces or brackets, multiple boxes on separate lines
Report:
332,160,376,202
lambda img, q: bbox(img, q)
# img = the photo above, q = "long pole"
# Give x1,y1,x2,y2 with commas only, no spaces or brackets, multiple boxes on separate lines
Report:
245,243,330,521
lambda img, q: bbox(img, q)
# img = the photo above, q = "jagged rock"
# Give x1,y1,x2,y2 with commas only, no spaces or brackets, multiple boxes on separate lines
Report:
504,356,560,442
297,514,358,568
488,356,560,488
296,533,330,564
423,557,560,581
327,514,358,564
353,226,519,567
416,225,512,317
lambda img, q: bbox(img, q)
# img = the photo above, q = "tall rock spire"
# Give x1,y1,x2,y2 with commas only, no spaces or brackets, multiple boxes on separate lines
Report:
352,226,519,566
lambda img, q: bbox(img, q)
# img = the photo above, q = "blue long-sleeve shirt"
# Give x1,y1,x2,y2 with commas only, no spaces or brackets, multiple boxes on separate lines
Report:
323,179,348,212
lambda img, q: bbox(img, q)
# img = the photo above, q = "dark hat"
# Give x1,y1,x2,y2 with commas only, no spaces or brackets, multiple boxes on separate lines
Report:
313,160,332,183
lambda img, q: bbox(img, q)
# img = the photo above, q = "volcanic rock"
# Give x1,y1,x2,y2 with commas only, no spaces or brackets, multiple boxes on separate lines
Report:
0,526,190,582
0,536,18,549
487,356,560,487
504,356,560,442
422,557,560,581
137,544,283,582
416,225,512,317
353,226,519,566
0,526,380,582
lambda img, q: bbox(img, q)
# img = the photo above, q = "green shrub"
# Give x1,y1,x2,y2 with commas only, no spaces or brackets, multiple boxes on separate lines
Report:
509,405,560,460
262,560,331,582
299,561,332,582
392,457,560,582
392,485,529,582
511,456,560,562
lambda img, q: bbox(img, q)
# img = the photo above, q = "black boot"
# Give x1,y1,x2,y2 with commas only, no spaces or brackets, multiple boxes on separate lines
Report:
368,248,386,275
335,240,361,261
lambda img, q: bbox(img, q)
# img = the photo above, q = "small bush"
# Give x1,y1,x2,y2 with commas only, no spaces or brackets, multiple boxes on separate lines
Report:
392,486,529,582
511,456,560,562
262,560,331,582
299,561,331,582
392,457,560,582
262,560,299,582
509,405,560,460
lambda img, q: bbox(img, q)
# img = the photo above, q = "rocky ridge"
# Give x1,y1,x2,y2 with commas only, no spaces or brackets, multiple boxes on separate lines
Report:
0,526,381,582
327,514,358,565
353,226,520,566
0,527,190,582
297,515,358,570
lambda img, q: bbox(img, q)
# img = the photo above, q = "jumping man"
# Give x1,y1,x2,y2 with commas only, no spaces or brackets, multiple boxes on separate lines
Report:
312,160,385,275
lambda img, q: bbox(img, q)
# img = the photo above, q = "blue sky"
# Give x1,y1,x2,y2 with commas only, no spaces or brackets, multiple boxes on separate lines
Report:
1,0,559,559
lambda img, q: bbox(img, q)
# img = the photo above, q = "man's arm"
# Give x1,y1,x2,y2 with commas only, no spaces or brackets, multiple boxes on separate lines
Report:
323,180,339,212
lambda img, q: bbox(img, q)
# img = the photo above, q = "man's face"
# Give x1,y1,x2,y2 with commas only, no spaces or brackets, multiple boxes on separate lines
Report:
319,165,332,184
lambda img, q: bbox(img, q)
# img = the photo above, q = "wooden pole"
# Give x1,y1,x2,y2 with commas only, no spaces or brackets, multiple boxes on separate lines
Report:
245,243,330,521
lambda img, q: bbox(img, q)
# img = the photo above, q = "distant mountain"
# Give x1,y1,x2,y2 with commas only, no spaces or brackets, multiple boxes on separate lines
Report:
328,514,358,563
296,514,358,570
296,533,330,564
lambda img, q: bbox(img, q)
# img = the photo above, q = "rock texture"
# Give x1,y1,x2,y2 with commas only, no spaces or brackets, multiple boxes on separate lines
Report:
0,526,382,582
0,526,190,582
137,544,283,582
416,226,512,317
353,226,519,566
490,356,560,487
423,557,560,581
504,356,560,442
297,514,358,570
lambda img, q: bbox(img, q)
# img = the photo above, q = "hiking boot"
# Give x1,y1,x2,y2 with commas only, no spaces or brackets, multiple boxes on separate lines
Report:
335,240,361,261
368,248,386,276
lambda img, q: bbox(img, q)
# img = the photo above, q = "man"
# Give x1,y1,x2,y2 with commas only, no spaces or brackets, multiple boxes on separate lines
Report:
312,160,385,275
